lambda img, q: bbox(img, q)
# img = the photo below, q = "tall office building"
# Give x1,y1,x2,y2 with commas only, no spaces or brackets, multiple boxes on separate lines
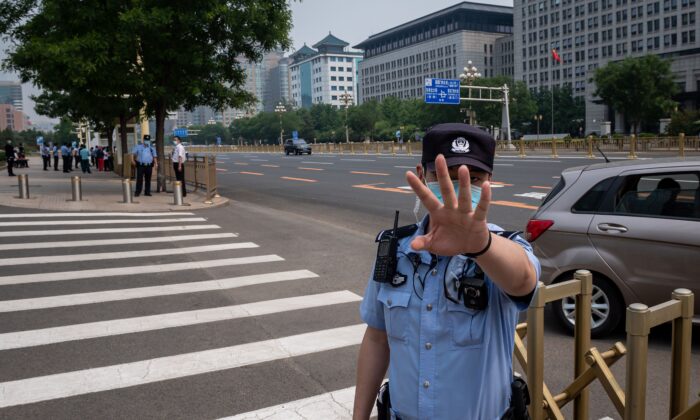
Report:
514,0,699,133
0,81,23,111
0,104,28,131
353,2,514,104
289,33,363,109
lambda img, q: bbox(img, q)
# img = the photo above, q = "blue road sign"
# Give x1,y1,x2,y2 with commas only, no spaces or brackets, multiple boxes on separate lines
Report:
395,130,401,139
292,131,299,140
216,136,222,145
424,78,460,105
36,136,44,145
173,128,188,138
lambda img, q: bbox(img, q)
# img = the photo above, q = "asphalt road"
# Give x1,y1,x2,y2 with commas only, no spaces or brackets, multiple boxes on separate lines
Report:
0,151,698,419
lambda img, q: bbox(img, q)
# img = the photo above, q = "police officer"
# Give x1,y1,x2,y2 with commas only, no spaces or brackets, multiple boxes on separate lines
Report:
52,143,59,171
41,143,51,170
4,140,15,176
132,134,158,197
353,123,540,420
60,143,72,173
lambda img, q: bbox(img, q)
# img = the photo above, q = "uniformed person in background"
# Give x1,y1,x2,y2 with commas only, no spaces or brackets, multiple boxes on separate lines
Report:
353,123,540,420
52,143,59,171
132,134,158,197
5,140,15,176
171,136,187,197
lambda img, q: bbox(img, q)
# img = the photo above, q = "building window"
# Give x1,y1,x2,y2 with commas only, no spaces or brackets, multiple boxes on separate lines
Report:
330,66,336,71
332,95,338,100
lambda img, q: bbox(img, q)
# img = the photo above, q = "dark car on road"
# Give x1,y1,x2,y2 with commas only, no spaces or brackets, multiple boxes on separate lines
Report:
527,158,700,337
284,139,312,155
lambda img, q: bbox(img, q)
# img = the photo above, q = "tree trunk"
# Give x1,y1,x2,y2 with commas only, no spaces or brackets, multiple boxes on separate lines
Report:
155,103,167,193
119,114,128,177
107,124,114,152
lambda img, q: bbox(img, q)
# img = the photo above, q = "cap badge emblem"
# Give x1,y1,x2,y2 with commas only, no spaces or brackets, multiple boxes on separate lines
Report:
451,137,470,153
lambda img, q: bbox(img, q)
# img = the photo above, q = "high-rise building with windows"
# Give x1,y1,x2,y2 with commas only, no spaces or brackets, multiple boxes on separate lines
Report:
289,33,363,109
353,2,514,104
514,0,700,133
0,81,23,111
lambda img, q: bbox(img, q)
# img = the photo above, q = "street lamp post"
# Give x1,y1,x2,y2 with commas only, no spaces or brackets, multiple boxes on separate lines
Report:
534,114,543,142
274,103,286,146
459,60,482,125
340,89,353,143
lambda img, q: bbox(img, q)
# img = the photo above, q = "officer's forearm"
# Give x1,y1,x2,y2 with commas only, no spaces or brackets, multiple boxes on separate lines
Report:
475,234,537,296
353,326,389,420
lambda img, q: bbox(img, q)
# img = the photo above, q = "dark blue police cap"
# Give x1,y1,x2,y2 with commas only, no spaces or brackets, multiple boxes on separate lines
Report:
421,123,495,174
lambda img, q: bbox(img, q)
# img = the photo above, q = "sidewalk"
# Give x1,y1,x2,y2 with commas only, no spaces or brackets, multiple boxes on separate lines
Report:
0,157,228,212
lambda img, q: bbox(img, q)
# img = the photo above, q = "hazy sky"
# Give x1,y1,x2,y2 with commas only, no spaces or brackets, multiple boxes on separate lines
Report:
1,0,513,126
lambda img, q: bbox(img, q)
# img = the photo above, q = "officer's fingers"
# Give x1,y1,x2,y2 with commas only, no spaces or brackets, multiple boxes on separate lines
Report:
457,165,472,213
473,180,491,222
410,235,429,252
435,155,456,209
406,171,441,212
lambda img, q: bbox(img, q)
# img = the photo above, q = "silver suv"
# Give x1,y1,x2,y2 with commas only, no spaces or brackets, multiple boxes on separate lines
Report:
527,158,700,337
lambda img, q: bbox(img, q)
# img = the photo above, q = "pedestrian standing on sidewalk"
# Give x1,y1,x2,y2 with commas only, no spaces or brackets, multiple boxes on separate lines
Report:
132,135,157,197
60,143,72,173
103,147,112,171
72,144,80,169
171,136,187,197
90,147,96,167
4,140,15,176
79,145,91,174
52,143,59,171
41,143,51,170
96,146,104,171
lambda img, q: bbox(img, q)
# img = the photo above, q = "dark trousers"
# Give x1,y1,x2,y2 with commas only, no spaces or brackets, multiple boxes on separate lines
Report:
53,156,59,170
135,164,153,195
173,163,186,197
6,158,14,175
43,156,50,170
81,159,91,174
74,155,80,169
62,156,72,172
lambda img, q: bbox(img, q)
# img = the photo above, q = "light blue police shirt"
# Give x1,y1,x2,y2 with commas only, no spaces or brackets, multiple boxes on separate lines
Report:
60,145,69,156
360,217,541,420
133,143,157,164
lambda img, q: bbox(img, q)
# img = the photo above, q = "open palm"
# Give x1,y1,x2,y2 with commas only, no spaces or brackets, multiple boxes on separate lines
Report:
406,154,491,256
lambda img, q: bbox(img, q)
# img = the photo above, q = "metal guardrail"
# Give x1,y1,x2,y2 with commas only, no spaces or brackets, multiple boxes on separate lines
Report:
164,155,218,203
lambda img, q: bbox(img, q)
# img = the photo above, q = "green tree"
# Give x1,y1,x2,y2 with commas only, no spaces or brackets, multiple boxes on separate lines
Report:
52,116,75,145
666,109,700,136
593,55,677,134
348,101,380,140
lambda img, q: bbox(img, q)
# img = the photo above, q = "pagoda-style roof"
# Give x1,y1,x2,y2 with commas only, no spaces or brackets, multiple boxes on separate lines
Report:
312,33,349,49
289,44,318,61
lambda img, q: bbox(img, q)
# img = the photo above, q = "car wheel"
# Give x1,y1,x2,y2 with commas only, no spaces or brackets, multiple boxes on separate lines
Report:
551,275,623,338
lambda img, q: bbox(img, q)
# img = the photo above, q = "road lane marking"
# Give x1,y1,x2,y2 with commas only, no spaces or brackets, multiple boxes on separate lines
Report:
490,200,539,210
234,162,249,165
239,171,264,176
394,166,415,169
0,324,366,408
353,184,413,194
222,386,375,419
0,255,284,286
298,167,325,171
0,270,319,313
350,171,390,176
300,161,333,165
281,177,317,183
0,233,238,251
261,164,280,168
494,163,514,166
341,158,376,162
250,159,268,162
530,186,552,190
0,291,362,350
491,181,514,187
0,243,259,267
0,218,206,227
495,159,562,163
216,168,227,172
0,212,195,219
553,176,561,179
0,225,221,238
515,192,548,200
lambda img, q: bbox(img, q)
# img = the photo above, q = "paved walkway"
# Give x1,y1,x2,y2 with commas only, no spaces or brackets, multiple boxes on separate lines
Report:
0,157,228,212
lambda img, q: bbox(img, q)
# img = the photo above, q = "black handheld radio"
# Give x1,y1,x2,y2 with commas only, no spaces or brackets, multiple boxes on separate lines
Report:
373,211,400,284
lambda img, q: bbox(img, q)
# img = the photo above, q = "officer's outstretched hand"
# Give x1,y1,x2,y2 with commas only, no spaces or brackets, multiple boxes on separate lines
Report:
406,154,491,256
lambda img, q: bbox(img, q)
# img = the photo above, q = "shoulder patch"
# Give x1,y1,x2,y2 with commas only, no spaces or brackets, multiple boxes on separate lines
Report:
375,224,419,242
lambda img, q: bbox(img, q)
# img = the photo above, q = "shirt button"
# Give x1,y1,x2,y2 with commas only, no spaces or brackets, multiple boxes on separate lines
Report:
425,342,432,350
423,380,430,388
387,299,392,306
431,269,438,275
426,303,433,311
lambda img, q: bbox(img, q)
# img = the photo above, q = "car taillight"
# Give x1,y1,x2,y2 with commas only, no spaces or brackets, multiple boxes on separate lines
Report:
526,219,554,242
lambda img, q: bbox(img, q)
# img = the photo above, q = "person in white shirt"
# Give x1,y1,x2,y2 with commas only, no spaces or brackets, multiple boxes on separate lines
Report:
171,136,187,197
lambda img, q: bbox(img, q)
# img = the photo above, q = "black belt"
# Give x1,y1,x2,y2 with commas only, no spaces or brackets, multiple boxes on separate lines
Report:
138,163,153,167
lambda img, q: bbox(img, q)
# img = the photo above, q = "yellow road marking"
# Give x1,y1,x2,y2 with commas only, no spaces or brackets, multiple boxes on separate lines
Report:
298,167,324,171
490,200,538,210
351,171,390,176
353,184,413,194
491,181,514,187
530,186,552,190
281,176,317,183
239,171,264,176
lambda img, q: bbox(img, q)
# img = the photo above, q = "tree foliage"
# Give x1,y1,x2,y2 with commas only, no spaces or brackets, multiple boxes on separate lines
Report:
593,55,677,134
666,109,700,136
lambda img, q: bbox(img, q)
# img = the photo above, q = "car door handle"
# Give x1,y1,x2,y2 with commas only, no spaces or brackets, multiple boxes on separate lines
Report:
597,223,628,233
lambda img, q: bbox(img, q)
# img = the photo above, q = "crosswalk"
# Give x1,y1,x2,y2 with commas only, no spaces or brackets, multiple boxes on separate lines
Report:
0,211,370,419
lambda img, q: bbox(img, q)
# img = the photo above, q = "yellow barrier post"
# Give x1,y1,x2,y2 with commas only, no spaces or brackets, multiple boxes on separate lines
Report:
670,289,693,417
392,141,396,156
377,142,381,155
519,137,526,158
363,142,368,155
625,303,651,420
407,140,412,156
551,138,558,158
628,134,637,160
587,135,594,158
351,142,355,154
574,271,592,420
527,282,547,420
679,133,685,158
339,142,344,154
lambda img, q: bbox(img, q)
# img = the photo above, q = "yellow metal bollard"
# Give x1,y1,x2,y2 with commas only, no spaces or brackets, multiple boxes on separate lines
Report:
670,289,694,418
625,303,651,420
363,142,368,155
679,132,685,158
351,142,355,154
587,135,594,159
573,271,592,420
377,142,381,155
519,137,526,158
628,134,637,160
407,140,412,156
392,141,396,156
551,138,559,158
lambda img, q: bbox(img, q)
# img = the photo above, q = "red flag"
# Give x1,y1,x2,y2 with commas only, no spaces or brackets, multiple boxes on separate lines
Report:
551,48,561,63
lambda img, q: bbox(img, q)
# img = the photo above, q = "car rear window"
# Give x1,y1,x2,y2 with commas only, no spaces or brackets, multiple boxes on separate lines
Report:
572,177,615,213
542,178,565,206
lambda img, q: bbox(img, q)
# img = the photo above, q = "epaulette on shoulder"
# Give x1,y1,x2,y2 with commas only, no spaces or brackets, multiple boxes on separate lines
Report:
491,230,523,240
375,224,419,242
